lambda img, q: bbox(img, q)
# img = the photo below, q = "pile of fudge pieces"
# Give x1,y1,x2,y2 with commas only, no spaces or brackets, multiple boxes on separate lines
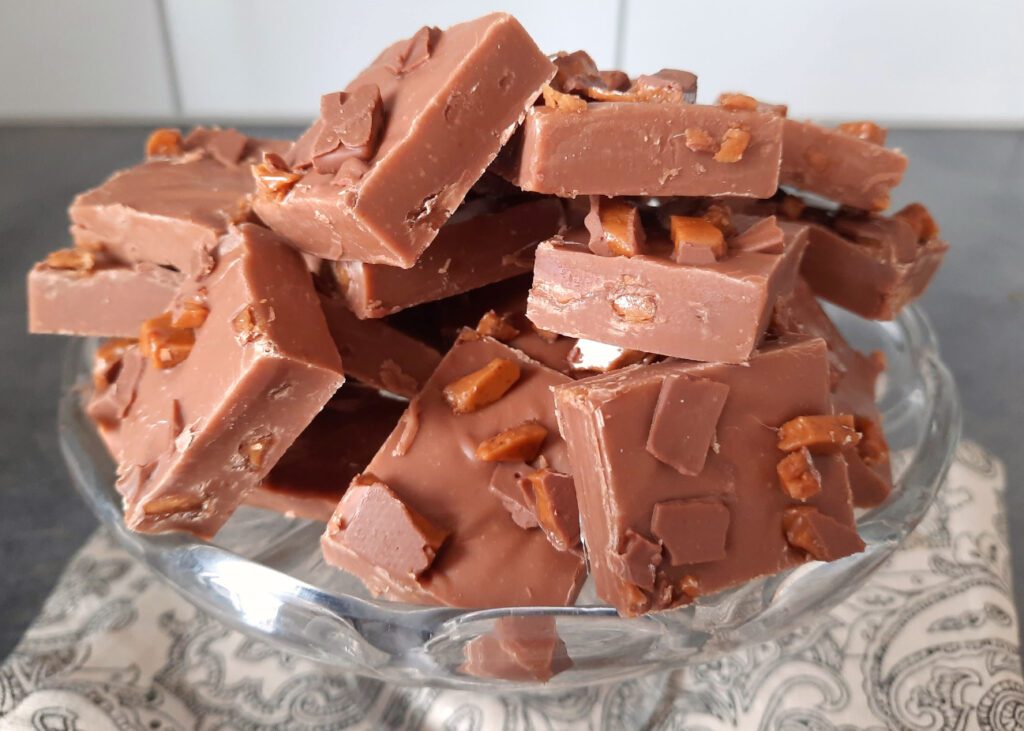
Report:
28,13,948,621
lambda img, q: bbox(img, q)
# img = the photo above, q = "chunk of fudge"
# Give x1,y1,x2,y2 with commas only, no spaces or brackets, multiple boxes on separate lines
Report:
527,211,809,363
462,616,572,683
28,248,181,337
329,196,564,318
800,205,948,320
495,55,780,199
318,294,441,397
773,280,892,507
245,386,406,522
780,118,907,211
553,336,863,616
321,330,586,608
109,224,345,538
253,14,555,266
70,128,287,274
496,100,783,198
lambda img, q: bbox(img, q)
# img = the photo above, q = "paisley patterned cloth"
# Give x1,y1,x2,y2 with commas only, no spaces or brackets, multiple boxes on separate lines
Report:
1,440,1021,731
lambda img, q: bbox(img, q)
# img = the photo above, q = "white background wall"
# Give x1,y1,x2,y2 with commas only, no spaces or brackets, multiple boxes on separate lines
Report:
2,0,1022,126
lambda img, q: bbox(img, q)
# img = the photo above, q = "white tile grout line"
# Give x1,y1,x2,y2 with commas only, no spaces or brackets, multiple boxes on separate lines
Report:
154,0,183,118
614,0,629,70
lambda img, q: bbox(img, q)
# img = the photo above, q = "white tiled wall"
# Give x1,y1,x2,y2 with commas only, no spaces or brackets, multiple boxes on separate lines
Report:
163,0,621,120
621,0,1024,125
2,0,1022,125
0,0,175,120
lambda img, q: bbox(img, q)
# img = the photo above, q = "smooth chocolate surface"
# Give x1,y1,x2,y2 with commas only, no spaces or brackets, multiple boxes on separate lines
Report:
318,294,441,397
104,224,344,538
246,386,406,522
254,14,554,266
554,336,862,616
70,128,287,274
496,102,783,198
28,254,181,337
321,330,586,608
330,197,564,318
527,221,808,363
772,280,892,507
780,118,907,211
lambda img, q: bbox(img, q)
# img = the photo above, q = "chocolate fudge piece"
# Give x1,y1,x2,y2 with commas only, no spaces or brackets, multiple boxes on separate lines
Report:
462,616,572,682
246,386,406,522
553,336,863,616
253,14,555,267
28,248,182,337
330,197,564,318
495,67,783,197
780,118,907,211
109,224,344,538
70,128,287,274
527,217,809,363
321,330,586,608
318,294,441,397
773,280,892,507
800,205,948,320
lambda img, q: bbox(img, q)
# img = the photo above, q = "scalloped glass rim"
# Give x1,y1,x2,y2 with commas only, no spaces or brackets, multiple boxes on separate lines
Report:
58,304,960,690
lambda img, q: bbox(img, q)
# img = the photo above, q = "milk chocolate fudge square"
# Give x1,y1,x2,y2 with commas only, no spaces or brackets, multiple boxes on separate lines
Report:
28,248,182,337
527,201,810,363
800,204,948,320
780,118,907,212
109,224,345,538
773,280,893,507
253,14,555,267
495,54,782,198
725,195,947,320
321,330,586,608
553,336,864,616
70,128,288,274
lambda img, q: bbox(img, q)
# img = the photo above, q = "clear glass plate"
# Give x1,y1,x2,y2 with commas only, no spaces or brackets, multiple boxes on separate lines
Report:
58,305,960,690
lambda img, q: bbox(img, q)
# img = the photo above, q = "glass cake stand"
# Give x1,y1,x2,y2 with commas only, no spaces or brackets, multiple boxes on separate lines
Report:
58,304,960,690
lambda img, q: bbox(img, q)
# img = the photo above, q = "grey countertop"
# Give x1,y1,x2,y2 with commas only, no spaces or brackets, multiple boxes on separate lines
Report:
1,127,1022,660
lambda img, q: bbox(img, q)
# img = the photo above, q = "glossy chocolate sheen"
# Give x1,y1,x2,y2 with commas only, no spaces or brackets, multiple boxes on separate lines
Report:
800,216,948,320
526,223,808,363
254,14,554,266
318,294,441,397
331,197,564,318
246,386,407,522
772,280,892,507
70,129,288,274
28,256,182,337
321,330,586,608
553,336,861,616
781,119,907,211
495,103,783,198
110,224,345,538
